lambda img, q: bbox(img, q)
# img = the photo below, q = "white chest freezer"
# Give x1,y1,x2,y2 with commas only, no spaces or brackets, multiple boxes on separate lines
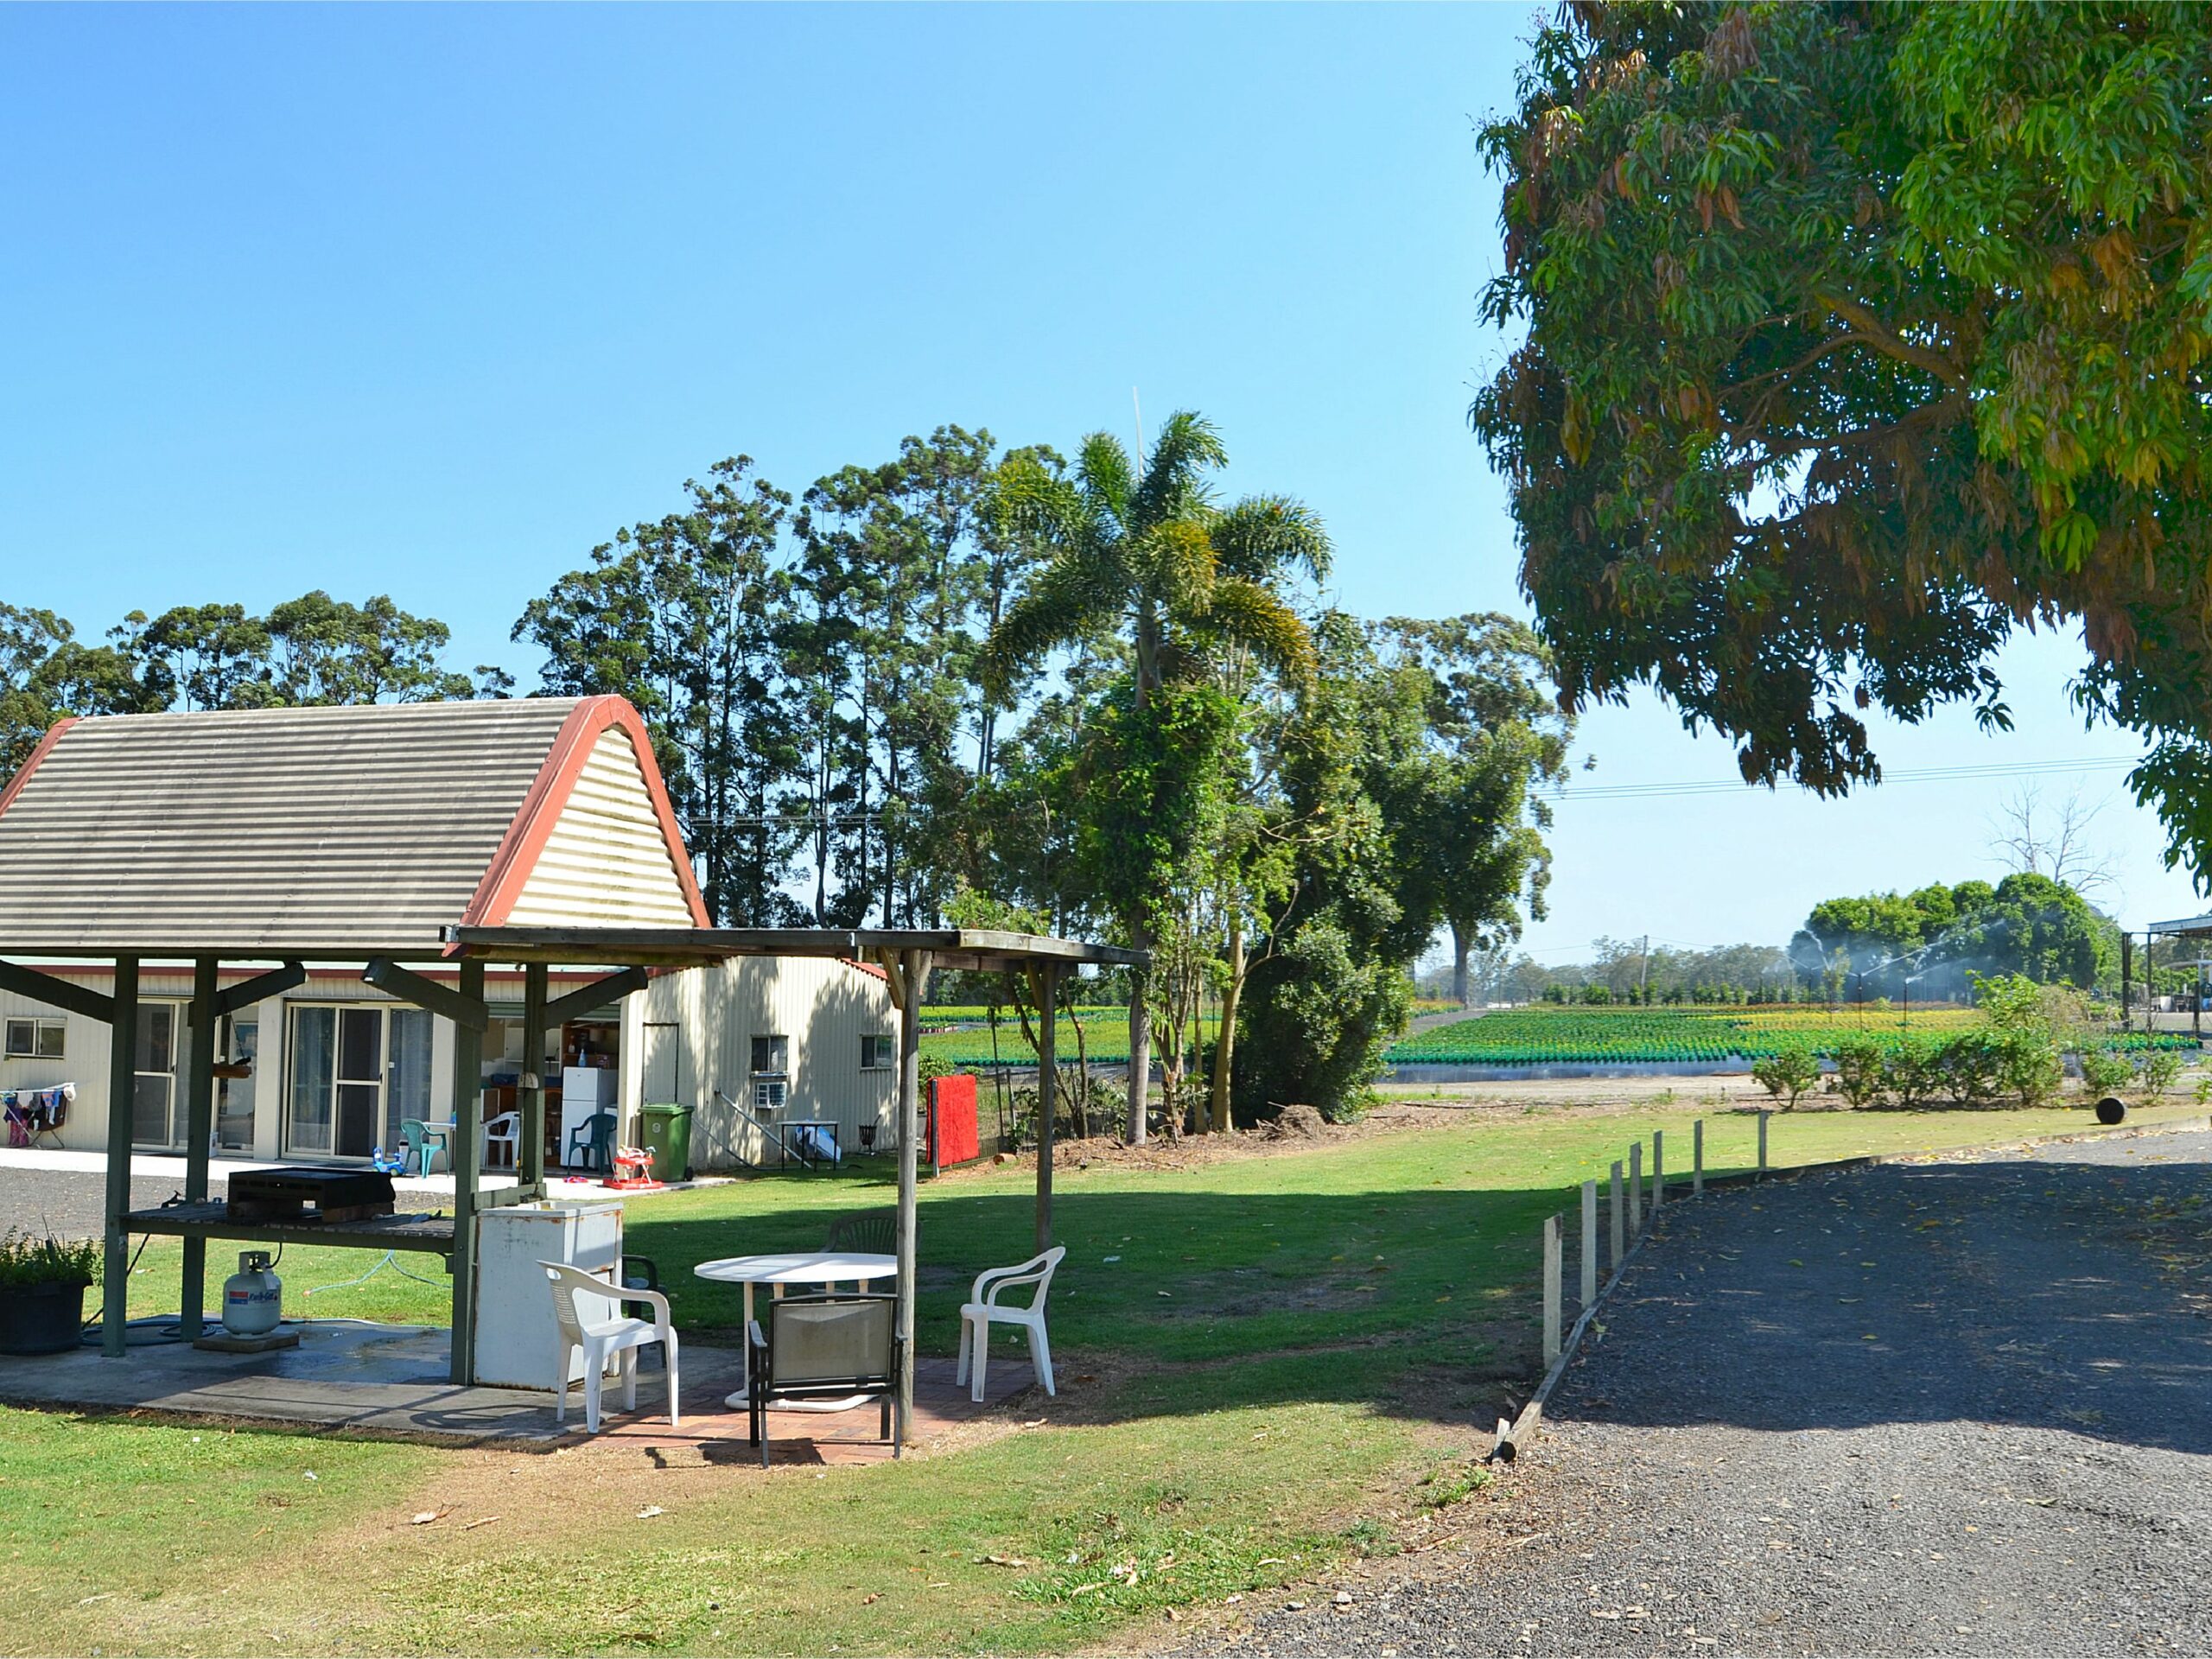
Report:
472,1199,625,1389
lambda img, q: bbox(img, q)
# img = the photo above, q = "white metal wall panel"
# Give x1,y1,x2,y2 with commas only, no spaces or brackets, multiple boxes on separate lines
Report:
0,699,583,955
642,957,895,1171
505,725,696,930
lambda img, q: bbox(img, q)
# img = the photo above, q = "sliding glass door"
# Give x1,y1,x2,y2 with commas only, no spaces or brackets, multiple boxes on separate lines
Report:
285,1005,433,1161
130,1001,187,1149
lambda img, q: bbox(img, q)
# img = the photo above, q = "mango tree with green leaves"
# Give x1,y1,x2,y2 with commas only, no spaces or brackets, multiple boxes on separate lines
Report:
1474,2,2212,883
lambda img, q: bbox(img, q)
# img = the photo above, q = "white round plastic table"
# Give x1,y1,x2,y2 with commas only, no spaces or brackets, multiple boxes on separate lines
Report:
693,1250,898,1409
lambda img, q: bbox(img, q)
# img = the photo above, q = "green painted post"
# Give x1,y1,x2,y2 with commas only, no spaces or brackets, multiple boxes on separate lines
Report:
179,957,219,1339
1034,963,1057,1254
102,957,139,1357
448,958,485,1386
520,963,548,1196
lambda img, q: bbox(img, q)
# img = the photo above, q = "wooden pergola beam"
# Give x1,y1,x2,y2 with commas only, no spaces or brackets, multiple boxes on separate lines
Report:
0,958,114,1025
209,961,307,1022
542,967,650,1028
362,959,489,1031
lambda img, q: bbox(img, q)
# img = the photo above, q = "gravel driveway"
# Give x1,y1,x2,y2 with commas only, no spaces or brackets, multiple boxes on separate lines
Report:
0,1164,224,1241
1201,1128,2212,1656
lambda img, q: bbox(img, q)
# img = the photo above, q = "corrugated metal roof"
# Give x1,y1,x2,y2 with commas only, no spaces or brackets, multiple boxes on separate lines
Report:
0,698,610,956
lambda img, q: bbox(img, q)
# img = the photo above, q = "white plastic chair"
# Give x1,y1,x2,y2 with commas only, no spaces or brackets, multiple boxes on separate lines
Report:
484,1111,521,1169
955,1245,1065,1403
540,1261,680,1433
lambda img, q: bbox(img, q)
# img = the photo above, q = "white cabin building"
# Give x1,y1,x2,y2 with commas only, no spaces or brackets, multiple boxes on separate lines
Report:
0,696,895,1173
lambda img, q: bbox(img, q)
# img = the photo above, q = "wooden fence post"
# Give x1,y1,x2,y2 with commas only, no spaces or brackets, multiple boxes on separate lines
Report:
1628,1141,1643,1233
1652,1129,1665,1209
1608,1161,1624,1269
1541,1214,1562,1366
1693,1118,1705,1195
1758,1110,1770,1179
1580,1179,1598,1306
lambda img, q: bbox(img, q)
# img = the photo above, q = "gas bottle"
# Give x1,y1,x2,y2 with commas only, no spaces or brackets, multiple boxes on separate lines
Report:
222,1249,283,1336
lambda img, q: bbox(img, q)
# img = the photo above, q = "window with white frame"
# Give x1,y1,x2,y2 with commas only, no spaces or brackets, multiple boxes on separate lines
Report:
861,1033,894,1070
3,1017,64,1060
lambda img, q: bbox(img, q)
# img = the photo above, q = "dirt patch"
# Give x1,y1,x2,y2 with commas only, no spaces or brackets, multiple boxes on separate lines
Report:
941,1102,1474,1185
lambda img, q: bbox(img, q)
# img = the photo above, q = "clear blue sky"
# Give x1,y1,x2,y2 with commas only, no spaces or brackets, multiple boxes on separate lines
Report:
2,3,2200,953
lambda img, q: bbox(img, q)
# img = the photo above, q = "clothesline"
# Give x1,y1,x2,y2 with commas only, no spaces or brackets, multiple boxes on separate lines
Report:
3,1082,75,1148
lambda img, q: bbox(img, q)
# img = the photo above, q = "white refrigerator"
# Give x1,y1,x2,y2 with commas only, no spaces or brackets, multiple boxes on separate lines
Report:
473,1199,626,1389
560,1065,616,1164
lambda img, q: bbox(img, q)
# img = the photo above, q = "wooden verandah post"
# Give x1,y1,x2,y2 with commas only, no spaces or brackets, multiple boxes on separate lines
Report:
889,945,932,1439
520,962,549,1196
178,957,219,1338
1034,962,1057,1255
102,957,139,1357
448,958,485,1385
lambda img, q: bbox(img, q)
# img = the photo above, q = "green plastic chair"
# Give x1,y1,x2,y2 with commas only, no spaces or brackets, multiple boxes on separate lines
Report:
567,1109,616,1173
399,1118,442,1179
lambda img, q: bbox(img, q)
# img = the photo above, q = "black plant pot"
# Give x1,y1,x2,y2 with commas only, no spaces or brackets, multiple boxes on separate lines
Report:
0,1281,88,1356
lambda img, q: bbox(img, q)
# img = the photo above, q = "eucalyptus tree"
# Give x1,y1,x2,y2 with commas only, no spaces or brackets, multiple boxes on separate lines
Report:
0,604,150,775
518,456,802,925
263,592,486,705
795,426,1031,927
1377,613,1572,1008
982,411,1331,1141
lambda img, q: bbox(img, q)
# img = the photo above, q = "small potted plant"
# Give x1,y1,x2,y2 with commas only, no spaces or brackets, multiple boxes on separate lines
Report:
0,1230,100,1355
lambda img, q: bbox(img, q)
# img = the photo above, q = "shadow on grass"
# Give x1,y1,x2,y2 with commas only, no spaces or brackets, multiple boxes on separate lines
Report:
621,1173,1561,1433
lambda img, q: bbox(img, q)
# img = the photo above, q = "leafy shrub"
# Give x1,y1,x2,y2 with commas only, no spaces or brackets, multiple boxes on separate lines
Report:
1930,1030,2005,1105
2136,1048,2183,1098
1832,1035,1888,1107
1751,1043,1819,1110
1997,1031,2065,1106
2076,1046,2136,1096
1881,1036,1944,1108
0,1230,99,1292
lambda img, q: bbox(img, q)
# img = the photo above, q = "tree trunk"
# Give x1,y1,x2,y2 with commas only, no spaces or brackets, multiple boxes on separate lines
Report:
1452,923,1471,1009
1210,915,1245,1135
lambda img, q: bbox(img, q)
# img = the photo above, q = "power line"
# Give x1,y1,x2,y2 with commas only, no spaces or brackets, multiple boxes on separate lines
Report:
1535,754,2137,803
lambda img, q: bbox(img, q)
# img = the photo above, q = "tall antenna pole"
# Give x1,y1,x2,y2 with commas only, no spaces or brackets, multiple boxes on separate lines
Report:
1133,387,1145,464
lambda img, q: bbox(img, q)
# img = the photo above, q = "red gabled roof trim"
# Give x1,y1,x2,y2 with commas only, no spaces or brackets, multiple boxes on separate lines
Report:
461,696,711,932
0,717,77,819
841,957,889,983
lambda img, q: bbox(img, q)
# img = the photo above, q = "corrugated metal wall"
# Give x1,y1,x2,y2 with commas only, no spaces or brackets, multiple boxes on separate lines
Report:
506,725,697,928
642,958,897,1169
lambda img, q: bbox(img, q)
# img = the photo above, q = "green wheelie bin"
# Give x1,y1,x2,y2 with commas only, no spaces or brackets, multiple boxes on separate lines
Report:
639,1101,694,1183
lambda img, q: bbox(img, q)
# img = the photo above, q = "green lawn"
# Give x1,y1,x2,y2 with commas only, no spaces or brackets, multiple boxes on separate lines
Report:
22,1097,2190,1656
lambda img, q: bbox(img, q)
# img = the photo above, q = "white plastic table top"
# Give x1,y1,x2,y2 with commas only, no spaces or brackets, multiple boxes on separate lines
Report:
694,1251,899,1410
693,1250,896,1287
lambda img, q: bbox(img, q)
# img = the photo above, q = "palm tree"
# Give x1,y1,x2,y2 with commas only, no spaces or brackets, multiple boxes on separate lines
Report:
981,412,1332,1142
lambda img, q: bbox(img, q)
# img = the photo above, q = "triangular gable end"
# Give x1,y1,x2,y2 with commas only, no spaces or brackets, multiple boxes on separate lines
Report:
462,697,710,931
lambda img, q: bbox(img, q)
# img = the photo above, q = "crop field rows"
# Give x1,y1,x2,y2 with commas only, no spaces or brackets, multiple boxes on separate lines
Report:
918,1004,2202,1071
1390,1006,2196,1066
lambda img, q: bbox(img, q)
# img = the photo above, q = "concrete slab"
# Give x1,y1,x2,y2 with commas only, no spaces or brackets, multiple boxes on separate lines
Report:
0,1320,1040,1462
